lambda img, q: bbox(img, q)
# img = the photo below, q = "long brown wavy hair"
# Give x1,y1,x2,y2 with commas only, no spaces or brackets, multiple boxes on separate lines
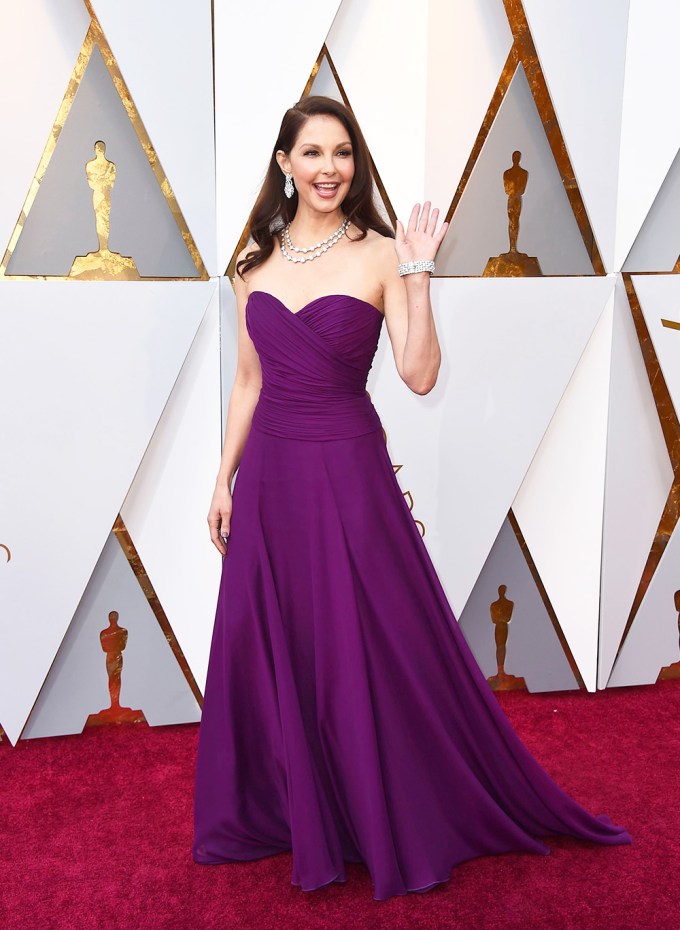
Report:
236,95,394,278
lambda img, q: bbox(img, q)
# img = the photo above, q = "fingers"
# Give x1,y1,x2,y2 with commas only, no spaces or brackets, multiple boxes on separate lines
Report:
418,201,431,232
208,522,226,556
399,202,448,258
207,511,231,557
406,203,420,236
403,202,447,239
209,526,226,556
436,220,450,244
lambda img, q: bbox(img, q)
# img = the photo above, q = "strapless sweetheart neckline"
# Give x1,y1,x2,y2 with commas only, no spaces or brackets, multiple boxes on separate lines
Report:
247,289,384,318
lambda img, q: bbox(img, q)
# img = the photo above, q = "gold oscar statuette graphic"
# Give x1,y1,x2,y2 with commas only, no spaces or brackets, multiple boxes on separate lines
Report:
84,610,147,728
486,584,527,691
483,151,542,277
658,589,680,681
69,141,140,280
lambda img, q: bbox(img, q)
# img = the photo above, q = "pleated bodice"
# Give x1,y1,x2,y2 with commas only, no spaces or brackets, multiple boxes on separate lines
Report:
245,290,384,441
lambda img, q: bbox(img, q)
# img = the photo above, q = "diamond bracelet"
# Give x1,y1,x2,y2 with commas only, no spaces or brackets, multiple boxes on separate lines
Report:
398,260,435,277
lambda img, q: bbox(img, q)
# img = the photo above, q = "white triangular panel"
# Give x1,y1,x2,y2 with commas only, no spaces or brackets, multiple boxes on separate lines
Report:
599,277,672,687
523,0,630,271
615,0,680,271
513,290,614,692
327,0,428,227
623,146,680,274
608,521,680,687
425,0,513,223
0,280,216,744
634,274,680,417
369,276,613,619
215,0,343,269
92,0,217,274
120,287,223,693
0,0,90,253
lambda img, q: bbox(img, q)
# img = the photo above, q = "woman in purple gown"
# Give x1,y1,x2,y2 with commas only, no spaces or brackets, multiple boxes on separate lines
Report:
192,95,631,901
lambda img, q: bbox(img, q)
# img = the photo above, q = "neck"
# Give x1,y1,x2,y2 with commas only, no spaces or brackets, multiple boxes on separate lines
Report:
287,204,346,245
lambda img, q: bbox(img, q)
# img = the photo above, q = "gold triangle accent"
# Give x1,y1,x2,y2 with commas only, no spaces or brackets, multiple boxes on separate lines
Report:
443,0,604,276
224,43,397,279
508,509,586,689
609,275,680,674
112,515,204,707
1,5,208,280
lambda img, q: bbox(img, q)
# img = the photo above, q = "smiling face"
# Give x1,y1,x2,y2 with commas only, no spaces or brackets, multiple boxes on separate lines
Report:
276,114,355,215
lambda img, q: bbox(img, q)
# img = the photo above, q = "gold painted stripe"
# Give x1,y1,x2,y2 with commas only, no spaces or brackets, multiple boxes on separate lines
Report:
113,515,204,708
661,318,680,331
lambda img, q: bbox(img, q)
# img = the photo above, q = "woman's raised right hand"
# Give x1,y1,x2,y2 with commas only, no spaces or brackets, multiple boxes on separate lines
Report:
207,482,233,556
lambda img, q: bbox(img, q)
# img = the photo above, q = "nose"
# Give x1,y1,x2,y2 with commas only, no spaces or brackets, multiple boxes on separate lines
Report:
321,154,336,175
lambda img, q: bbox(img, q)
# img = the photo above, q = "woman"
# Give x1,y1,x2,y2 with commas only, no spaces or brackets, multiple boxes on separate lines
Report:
192,95,631,901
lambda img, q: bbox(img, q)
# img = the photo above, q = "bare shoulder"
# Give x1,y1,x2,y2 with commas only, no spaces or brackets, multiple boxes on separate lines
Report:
367,229,399,284
373,228,397,259
351,226,396,266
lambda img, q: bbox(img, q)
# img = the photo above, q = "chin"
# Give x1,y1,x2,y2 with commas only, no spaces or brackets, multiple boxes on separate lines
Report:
321,198,348,212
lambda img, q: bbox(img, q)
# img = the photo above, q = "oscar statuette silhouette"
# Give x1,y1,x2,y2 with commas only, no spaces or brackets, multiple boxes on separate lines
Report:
69,140,140,280
483,151,542,277
486,585,527,691
84,610,147,728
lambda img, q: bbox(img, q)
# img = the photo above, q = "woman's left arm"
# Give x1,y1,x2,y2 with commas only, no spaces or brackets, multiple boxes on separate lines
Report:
382,202,449,395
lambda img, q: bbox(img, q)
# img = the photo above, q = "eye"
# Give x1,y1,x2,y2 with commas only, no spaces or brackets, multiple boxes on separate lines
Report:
303,149,318,156
337,150,352,157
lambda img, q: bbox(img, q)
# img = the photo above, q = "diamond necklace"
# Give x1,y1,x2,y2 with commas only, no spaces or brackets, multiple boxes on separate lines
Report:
280,216,350,263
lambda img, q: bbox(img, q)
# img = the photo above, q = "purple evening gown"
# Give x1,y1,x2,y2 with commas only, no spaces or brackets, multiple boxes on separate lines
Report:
192,290,631,900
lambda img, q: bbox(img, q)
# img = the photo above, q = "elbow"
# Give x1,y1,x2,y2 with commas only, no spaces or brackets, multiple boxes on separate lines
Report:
402,346,441,395
404,360,440,395
410,377,437,395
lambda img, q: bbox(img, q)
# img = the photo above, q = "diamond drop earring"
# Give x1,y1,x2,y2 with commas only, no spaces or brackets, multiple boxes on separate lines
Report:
284,172,295,199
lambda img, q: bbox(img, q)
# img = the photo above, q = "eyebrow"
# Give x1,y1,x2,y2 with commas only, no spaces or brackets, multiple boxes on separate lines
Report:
296,140,353,148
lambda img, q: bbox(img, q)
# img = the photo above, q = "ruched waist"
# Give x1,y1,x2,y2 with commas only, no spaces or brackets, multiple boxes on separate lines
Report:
250,390,383,441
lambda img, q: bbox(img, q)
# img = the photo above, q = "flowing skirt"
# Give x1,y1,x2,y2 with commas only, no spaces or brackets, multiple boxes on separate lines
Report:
192,423,631,901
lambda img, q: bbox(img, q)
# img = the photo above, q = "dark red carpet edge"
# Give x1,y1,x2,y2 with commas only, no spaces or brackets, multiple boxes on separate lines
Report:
1,680,677,930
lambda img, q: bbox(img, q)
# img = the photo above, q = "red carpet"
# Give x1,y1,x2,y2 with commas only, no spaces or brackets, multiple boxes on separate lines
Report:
1,680,677,930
